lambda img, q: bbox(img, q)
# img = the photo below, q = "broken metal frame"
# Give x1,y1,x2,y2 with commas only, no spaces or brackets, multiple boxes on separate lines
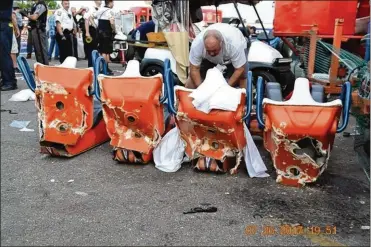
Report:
275,18,365,94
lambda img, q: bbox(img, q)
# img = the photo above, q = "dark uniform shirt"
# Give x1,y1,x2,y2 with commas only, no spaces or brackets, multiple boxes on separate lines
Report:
131,20,155,41
0,0,13,21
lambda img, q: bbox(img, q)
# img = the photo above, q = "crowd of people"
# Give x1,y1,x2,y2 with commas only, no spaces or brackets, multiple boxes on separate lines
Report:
1,0,254,92
1,0,120,92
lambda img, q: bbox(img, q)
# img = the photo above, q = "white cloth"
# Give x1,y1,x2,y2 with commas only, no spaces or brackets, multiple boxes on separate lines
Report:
11,32,18,54
55,7,74,31
189,67,243,114
153,127,187,173
243,124,269,178
189,23,247,68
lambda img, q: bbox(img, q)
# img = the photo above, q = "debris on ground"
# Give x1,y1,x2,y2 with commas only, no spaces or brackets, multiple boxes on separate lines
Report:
10,120,30,129
183,206,217,214
9,89,35,102
75,192,88,196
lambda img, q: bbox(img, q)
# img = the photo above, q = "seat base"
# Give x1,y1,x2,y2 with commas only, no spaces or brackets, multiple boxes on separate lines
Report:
111,115,176,164
192,153,243,175
40,119,110,157
113,148,153,163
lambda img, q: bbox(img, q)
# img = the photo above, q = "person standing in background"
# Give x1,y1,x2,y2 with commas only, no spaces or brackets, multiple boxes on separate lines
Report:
28,0,49,65
77,7,88,60
13,3,23,57
85,0,101,67
46,11,59,60
0,0,17,91
71,7,79,59
26,20,33,58
55,0,75,63
11,10,21,73
95,0,115,75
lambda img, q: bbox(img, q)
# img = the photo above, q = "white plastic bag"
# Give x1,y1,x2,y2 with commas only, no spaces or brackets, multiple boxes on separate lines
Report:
9,89,35,102
243,124,270,178
153,127,187,173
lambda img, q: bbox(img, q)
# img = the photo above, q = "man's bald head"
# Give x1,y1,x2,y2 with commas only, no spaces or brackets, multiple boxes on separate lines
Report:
203,29,223,57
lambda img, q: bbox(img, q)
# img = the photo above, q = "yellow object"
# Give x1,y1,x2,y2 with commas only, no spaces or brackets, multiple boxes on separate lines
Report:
163,31,190,85
147,32,166,43
85,36,93,43
9,22,13,28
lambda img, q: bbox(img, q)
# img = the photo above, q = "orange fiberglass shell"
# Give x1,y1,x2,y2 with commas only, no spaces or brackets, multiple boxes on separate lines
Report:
174,87,247,166
260,79,344,187
97,73,165,163
273,1,358,36
34,63,109,157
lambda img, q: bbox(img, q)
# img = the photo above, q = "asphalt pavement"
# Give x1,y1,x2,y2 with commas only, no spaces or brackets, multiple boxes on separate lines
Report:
1,58,370,246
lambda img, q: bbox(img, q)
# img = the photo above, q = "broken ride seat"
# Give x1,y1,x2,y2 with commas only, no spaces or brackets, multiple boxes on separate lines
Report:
94,57,172,163
17,56,110,157
256,78,352,187
164,59,253,174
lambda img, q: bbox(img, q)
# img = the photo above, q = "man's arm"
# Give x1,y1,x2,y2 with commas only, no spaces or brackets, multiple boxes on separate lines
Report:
12,12,20,37
227,65,245,88
28,4,46,21
190,63,202,87
109,10,116,33
189,41,203,87
228,44,247,87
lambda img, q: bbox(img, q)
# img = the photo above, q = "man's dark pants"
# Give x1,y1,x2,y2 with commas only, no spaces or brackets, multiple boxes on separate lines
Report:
31,28,49,65
56,30,74,64
0,21,16,87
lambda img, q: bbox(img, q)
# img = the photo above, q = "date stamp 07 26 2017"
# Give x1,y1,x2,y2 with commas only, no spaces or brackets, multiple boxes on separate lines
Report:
245,225,337,236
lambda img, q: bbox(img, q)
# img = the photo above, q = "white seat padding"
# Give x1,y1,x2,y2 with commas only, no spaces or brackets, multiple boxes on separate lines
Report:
263,78,342,107
97,59,165,102
59,57,77,68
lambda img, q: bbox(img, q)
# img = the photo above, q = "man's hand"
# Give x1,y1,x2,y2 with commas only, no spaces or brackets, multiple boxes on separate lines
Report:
15,29,20,38
227,65,245,87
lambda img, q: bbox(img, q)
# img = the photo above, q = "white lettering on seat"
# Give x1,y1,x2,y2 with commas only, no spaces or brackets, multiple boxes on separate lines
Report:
263,78,342,107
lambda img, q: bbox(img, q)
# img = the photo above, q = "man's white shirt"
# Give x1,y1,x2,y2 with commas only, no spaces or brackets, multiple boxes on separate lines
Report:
189,23,247,68
54,7,74,31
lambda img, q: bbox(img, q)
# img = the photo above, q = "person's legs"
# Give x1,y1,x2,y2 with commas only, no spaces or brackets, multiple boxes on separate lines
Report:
0,22,17,90
16,34,21,57
56,32,66,64
27,29,32,58
11,32,19,70
87,27,98,67
48,34,55,59
32,28,48,64
73,35,78,59
55,38,59,58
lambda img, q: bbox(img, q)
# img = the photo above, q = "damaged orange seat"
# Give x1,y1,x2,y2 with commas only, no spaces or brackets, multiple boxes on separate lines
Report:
95,59,170,163
18,56,110,157
256,78,351,187
164,59,252,174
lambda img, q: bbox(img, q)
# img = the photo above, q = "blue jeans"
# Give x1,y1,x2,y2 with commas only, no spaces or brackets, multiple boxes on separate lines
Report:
0,21,16,86
48,35,59,58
